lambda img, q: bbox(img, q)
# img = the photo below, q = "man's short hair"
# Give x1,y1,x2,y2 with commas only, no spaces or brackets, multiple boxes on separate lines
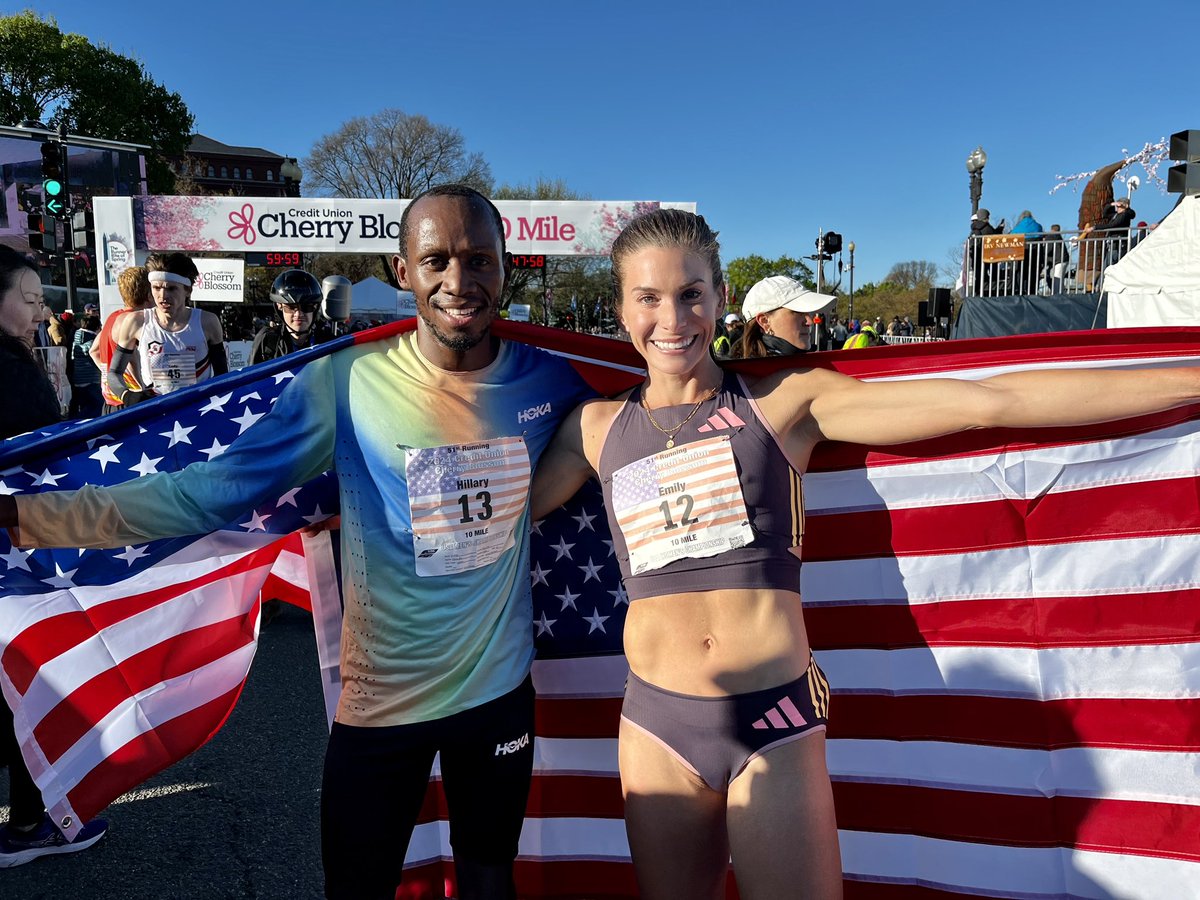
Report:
397,184,506,257
117,265,151,309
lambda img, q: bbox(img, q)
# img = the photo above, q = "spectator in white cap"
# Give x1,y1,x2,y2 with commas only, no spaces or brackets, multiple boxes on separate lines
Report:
738,275,835,358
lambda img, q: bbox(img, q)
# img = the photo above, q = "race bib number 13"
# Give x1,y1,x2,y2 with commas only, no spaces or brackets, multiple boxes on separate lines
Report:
611,436,753,575
405,436,531,577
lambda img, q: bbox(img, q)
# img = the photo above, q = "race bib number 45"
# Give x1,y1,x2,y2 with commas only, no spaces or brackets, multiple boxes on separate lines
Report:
405,436,531,577
611,436,753,576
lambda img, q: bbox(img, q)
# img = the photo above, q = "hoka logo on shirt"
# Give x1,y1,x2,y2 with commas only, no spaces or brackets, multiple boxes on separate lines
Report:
518,402,551,424
495,732,530,756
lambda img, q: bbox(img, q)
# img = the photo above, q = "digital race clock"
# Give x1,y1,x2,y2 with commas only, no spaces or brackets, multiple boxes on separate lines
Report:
245,251,304,267
511,254,546,269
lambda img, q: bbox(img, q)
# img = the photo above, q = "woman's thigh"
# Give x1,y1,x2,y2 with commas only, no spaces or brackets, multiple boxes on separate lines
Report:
618,717,731,900
726,731,842,900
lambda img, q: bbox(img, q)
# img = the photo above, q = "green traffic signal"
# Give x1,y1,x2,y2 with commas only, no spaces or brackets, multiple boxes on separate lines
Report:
42,178,63,196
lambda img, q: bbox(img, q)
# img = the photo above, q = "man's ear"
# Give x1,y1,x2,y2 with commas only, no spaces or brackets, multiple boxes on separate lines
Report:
392,254,410,290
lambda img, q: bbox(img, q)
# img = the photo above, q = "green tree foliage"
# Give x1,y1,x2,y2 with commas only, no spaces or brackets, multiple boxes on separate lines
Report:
0,10,194,193
304,108,492,200
725,254,815,306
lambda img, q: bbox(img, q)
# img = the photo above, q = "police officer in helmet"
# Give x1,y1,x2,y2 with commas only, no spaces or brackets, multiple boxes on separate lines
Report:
250,269,333,365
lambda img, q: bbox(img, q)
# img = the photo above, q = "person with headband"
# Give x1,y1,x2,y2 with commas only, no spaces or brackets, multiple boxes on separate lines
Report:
106,253,226,406
531,207,1200,900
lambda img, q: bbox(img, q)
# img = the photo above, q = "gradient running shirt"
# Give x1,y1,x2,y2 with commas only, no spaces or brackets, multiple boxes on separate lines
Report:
17,332,592,727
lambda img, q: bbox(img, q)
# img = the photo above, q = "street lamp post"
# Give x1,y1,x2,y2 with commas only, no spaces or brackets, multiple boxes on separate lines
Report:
966,146,987,217
847,241,856,325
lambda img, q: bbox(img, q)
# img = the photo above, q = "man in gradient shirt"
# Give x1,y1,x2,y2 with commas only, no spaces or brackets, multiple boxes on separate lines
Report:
4,185,592,900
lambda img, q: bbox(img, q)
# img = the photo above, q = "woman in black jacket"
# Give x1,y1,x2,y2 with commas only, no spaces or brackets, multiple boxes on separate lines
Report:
0,245,108,865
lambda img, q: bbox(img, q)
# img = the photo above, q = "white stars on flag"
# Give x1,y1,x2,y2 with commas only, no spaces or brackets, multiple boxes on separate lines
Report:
578,557,604,583
583,608,610,634
89,442,123,472
276,488,302,508
608,584,630,607
199,392,232,415
531,561,550,587
30,468,66,487
556,585,580,612
535,611,557,637
129,453,164,477
1,546,33,571
199,438,229,460
571,507,597,532
114,545,150,566
551,536,575,561
273,370,295,385
43,563,79,589
230,407,264,434
240,511,271,532
160,421,195,447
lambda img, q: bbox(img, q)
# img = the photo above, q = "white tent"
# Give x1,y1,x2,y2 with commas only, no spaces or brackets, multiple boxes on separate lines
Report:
1105,195,1200,327
350,277,417,320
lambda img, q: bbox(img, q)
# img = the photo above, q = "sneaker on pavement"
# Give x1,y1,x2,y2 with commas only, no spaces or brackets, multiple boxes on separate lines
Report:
0,815,108,867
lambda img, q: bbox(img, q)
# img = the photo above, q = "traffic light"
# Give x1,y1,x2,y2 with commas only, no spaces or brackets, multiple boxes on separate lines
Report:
72,209,95,249
27,212,57,253
1167,129,1200,196
824,232,843,254
39,139,67,218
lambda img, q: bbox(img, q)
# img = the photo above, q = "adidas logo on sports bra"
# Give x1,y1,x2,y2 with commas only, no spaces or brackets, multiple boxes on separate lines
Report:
695,407,746,434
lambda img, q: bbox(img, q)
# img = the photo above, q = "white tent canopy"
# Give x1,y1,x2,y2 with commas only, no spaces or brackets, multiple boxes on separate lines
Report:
1105,195,1200,327
350,277,416,320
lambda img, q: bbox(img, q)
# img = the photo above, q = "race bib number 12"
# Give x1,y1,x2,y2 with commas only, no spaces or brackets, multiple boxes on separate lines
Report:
405,436,531,577
611,436,753,575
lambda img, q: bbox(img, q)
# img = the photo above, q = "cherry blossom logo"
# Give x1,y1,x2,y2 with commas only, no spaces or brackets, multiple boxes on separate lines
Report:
227,204,257,245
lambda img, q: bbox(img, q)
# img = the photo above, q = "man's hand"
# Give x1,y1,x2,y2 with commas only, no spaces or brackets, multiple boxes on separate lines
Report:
301,514,340,537
0,495,17,531
122,389,155,406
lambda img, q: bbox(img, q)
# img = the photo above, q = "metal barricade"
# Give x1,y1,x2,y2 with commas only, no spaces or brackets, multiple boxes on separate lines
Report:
963,228,1144,297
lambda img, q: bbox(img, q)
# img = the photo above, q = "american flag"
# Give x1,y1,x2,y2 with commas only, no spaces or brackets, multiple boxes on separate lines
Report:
3,323,1200,899
0,336,345,839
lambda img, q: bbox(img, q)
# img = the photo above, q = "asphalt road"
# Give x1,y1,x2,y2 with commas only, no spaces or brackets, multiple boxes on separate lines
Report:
2,603,331,899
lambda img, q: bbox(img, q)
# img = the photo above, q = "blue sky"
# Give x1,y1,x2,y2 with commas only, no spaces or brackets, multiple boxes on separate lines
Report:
29,0,1199,284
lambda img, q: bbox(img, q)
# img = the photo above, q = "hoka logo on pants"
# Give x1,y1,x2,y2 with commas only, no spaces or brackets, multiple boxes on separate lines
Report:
495,733,530,756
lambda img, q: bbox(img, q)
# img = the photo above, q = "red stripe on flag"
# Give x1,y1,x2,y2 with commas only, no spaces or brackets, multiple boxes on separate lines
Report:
803,478,1200,560
536,696,624,738
399,859,662,900
833,783,1200,861
34,612,258,763
259,572,312,611
412,774,625,825
3,541,282,693
829,694,1200,751
843,882,995,900
64,684,247,824
804,591,1200,650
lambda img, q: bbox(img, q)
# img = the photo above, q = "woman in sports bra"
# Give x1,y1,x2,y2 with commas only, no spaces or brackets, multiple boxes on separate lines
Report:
531,209,1200,900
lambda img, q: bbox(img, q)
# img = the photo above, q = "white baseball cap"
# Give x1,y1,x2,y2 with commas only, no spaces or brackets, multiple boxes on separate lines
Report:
742,276,836,319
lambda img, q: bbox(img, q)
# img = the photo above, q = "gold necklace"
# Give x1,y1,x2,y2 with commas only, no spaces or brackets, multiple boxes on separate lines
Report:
640,385,719,449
